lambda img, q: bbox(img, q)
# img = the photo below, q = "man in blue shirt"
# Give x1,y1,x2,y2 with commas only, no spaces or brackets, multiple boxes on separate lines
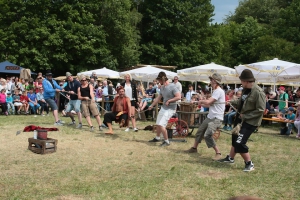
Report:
42,70,64,126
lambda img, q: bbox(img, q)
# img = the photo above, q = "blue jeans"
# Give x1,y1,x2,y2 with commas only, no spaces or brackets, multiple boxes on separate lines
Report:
7,102,15,113
224,111,236,125
105,97,110,111
29,102,40,114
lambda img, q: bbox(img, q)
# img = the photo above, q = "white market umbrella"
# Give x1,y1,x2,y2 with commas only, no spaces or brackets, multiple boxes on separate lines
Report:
177,62,239,84
235,58,299,89
77,67,121,79
277,65,300,82
119,66,177,81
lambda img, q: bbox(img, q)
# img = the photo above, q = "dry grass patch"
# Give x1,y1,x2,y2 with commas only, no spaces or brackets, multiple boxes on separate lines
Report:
1,115,300,199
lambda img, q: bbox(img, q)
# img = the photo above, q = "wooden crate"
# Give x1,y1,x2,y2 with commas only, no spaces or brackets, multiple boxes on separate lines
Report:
28,138,58,154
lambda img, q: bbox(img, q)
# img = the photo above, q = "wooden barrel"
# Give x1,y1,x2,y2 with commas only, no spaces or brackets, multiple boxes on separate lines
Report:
179,102,197,125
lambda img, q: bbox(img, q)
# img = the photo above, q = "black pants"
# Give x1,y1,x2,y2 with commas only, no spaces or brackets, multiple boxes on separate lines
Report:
103,112,128,124
232,122,257,153
0,103,8,113
38,100,49,114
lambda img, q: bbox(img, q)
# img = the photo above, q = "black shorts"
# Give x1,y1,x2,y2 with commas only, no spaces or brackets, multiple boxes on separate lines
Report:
232,122,257,153
130,100,136,107
103,112,128,124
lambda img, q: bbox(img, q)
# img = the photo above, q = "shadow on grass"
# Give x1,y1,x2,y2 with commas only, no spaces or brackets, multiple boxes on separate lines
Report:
133,139,162,146
185,156,234,169
94,133,120,140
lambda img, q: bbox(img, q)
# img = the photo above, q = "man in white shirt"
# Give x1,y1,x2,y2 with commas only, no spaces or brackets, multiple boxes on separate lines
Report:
185,84,195,102
173,76,182,109
173,76,182,93
185,73,225,160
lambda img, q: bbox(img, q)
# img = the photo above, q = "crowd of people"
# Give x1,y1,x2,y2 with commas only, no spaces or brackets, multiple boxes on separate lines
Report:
1,69,300,172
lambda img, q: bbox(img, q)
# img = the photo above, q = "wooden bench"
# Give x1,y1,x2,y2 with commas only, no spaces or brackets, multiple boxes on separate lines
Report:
262,117,294,123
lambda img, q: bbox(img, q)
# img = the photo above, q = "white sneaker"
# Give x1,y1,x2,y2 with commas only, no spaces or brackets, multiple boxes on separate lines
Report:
69,121,76,125
76,123,82,129
90,126,94,132
54,121,64,126
99,126,103,131
125,128,130,132
134,128,138,132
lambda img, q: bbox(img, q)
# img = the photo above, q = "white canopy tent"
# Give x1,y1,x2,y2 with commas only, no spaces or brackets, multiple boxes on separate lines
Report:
177,62,240,84
77,67,121,79
235,58,299,90
119,66,178,81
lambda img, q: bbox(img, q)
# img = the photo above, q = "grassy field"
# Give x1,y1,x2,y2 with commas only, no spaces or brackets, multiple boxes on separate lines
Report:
0,114,300,200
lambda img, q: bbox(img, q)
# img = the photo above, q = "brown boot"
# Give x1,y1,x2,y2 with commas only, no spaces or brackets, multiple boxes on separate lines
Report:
185,147,198,153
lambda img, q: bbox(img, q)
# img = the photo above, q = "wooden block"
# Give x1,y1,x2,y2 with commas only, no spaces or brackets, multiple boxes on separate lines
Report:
28,138,58,154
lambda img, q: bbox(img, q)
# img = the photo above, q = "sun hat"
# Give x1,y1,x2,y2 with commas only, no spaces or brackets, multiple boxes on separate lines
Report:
209,73,222,84
269,91,276,98
66,72,72,78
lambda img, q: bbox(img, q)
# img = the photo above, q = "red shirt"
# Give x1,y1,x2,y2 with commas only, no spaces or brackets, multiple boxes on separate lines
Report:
20,95,29,103
35,82,43,93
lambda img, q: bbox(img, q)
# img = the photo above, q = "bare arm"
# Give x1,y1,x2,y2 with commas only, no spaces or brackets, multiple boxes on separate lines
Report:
77,87,83,100
149,94,163,109
165,92,181,106
89,85,95,101
198,97,216,108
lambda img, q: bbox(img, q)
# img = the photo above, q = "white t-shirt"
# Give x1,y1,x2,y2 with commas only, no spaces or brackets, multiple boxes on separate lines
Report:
207,87,225,120
124,83,133,100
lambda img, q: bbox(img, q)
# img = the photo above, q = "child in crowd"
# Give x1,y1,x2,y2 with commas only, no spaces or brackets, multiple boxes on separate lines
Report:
223,91,242,131
0,89,8,115
36,87,49,116
13,89,23,114
294,102,300,138
281,107,295,135
6,92,15,114
20,90,30,114
27,88,40,116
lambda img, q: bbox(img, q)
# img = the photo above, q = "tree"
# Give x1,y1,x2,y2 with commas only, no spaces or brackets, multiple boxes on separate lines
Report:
226,0,292,26
0,0,142,74
273,1,300,44
138,0,215,69
228,17,265,65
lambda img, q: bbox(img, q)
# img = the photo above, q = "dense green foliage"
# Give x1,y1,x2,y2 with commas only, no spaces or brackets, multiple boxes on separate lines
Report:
0,0,299,74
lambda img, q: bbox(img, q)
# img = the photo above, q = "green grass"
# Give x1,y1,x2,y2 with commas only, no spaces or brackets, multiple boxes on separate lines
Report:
0,115,300,200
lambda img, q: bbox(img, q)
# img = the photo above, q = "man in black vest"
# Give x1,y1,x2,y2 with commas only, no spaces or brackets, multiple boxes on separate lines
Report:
64,72,83,128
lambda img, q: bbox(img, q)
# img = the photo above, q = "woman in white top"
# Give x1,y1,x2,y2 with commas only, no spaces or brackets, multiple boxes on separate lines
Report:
121,74,138,132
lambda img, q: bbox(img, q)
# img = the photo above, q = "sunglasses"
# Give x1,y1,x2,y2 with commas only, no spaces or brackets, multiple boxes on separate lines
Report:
81,79,87,82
